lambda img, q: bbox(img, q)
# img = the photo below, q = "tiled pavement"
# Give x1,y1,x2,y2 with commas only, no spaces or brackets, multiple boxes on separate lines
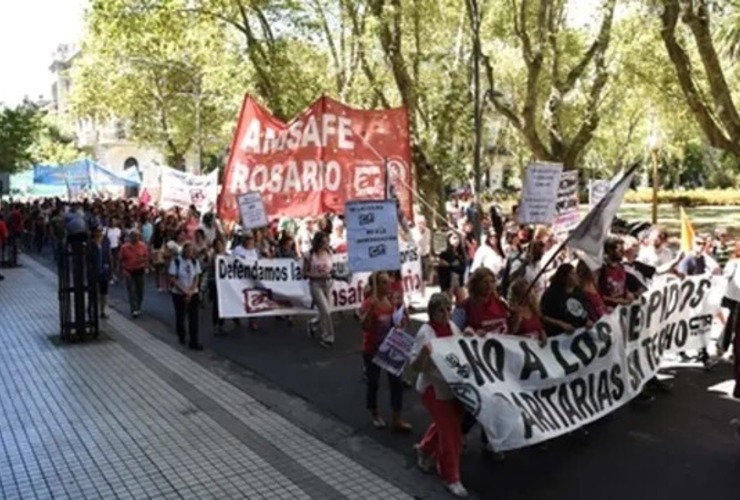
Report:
0,259,441,500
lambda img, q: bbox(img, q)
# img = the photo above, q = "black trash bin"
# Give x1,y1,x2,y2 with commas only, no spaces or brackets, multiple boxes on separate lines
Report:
57,231,100,342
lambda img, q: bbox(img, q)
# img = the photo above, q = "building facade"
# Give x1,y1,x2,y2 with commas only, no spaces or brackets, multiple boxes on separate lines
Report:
48,44,167,179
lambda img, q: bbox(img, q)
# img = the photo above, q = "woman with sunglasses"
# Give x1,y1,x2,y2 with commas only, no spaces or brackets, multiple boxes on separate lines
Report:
411,293,469,498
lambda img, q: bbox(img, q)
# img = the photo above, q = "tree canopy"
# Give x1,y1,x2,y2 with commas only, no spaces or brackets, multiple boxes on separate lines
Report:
0,101,81,174
65,0,740,206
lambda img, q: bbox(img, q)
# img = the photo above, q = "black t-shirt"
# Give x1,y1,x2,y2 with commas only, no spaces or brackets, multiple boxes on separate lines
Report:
539,285,590,337
438,247,466,290
625,261,656,295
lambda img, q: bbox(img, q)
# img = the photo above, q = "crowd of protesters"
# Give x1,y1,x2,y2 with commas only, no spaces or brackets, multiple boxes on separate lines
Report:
2,194,740,498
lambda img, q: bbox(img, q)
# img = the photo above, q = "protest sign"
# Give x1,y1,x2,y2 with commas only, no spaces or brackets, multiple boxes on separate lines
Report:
553,171,580,233
218,95,413,223
429,274,724,451
518,163,563,225
345,200,400,273
217,242,423,317
589,180,611,207
489,165,504,191
237,191,269,230
160,166,218,213
373,328,416,377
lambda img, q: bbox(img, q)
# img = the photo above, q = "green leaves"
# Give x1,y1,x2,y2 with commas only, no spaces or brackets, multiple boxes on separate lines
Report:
0,102,41,173
0,102,81,173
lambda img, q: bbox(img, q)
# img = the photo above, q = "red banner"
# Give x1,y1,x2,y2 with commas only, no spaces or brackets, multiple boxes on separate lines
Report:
218,95,413,224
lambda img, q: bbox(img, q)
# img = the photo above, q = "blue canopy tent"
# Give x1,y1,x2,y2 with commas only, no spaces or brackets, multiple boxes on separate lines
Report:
32,159,141,195
10,169,67,198
89,161,141,189
33,160,92,188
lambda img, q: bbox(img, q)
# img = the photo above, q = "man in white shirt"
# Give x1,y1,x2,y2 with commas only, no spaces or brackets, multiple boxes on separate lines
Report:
638,228,674,268
106,217,123,283
233,231,259,260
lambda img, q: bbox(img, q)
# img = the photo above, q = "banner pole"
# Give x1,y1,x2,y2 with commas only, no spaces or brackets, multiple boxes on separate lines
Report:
347,125,456,233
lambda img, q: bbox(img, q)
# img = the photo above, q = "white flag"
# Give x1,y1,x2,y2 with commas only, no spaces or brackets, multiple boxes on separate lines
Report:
568,163,638,263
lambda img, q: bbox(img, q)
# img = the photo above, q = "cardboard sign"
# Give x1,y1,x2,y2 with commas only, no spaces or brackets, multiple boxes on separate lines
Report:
553,170,580,233
237,191,269,230
518,163,563,225
373,328,415,377
345,200,400,273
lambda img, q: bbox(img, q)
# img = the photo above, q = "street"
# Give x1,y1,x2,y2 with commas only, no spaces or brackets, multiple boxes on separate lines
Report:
32,251,740,500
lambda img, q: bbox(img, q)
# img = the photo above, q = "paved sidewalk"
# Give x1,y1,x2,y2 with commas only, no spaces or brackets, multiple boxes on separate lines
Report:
0,259,440,500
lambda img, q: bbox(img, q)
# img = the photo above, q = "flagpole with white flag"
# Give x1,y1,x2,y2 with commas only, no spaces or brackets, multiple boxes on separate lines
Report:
518,162,639,302
567,162,640,263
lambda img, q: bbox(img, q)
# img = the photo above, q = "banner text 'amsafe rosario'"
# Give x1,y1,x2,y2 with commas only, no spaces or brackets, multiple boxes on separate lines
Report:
429,274,723,451
216,242,424,317
218,95,413,222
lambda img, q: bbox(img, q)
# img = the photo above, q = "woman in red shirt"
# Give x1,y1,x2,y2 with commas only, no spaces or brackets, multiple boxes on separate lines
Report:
452,266,509,460
358,272,411,431
576,260,608,322
507,278,547,345
452,267,509,336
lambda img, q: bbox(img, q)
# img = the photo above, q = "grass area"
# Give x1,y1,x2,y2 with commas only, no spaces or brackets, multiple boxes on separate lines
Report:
607,203,738,237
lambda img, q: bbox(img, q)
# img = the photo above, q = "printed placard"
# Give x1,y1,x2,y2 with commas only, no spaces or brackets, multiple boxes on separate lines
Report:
237,191,269,230
345,200,400,273
589,180,611,207
553,170,580,233
373,328,415,377
518,163,563,225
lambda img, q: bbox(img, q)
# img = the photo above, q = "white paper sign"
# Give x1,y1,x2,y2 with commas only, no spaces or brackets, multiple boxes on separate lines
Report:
589,180,611,207
237,191,268,230
518,163,563,225
345,200,400,273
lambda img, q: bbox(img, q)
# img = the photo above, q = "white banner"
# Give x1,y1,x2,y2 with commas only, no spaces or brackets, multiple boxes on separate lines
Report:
430,274,724,451
160,166,218,213
217,242,424,317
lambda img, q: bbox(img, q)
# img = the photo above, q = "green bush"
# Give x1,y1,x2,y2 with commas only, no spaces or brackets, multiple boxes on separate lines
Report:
624,189,740,207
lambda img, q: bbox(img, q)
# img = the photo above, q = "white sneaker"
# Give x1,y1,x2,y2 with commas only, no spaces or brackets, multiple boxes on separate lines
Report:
413,444,433,473
446,482,468,498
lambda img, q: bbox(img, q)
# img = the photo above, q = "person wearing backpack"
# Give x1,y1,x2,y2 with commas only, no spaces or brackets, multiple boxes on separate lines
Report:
169,242,203,350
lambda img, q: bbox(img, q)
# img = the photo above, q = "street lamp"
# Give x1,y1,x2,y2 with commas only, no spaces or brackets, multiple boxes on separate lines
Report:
647,127,661,225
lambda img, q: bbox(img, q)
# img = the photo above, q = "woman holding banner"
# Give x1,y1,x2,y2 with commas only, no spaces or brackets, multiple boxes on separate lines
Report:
452,266,509,460
304,231,336,347
540,263,591,336
507,278,547,344
358,272,411,432
411,293,468,498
